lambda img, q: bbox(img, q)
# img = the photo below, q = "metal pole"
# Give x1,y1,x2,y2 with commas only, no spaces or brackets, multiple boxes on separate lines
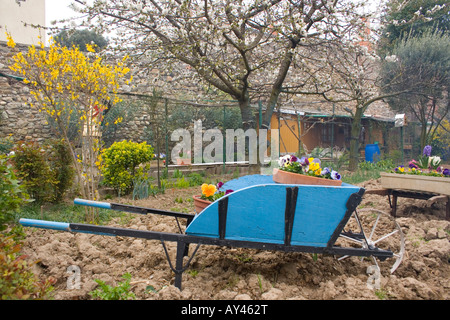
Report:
223,105,226,172
401,126,404,164
331,104,335,159
165,98,169,172
259,101,262,129
297,113,301,155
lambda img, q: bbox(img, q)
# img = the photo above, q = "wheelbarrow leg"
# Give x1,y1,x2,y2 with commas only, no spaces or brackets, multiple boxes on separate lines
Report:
174,241,187,290
161,239,201,291
392,193,398,218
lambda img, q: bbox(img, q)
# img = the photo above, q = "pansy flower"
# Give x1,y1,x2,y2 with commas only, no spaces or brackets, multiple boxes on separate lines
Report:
408,160,418,169
201,183,217,198
331,170,341,180
299,157,309,166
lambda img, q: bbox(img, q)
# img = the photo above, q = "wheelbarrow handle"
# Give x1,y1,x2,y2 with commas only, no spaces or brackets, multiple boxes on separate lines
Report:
74,198,111,209
19,218,71,231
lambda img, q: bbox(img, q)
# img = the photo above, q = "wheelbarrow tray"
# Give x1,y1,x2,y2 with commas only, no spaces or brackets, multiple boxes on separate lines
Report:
186,183,360,247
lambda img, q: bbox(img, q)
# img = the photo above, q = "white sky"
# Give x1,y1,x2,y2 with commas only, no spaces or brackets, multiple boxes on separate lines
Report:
45,0,80,27
45,0,385,26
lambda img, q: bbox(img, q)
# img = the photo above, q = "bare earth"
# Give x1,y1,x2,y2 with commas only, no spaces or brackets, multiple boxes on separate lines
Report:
21,178,449,300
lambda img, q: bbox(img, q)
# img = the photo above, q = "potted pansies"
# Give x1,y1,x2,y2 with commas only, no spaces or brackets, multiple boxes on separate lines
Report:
273,154,342,186
380,145,450,195
193,182,233,213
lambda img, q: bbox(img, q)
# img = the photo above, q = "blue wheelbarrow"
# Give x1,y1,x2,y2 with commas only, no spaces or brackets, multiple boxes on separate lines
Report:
19,175,404,290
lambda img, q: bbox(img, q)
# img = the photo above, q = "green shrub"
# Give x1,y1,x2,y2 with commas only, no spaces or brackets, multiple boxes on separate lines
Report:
0,156,29,231
11,140,74,204
11,141,55,204
0,233,55,300
100,140,154,195
0,136,14,155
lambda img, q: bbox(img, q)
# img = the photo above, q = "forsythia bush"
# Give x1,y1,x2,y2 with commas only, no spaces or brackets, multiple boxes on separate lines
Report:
100,141,154,194
6,33,131,203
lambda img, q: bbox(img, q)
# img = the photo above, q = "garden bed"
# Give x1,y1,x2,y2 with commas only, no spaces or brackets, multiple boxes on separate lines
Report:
20,179,450,300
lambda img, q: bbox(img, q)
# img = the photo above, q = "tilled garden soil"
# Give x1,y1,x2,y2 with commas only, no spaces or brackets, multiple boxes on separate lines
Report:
21,179,449,300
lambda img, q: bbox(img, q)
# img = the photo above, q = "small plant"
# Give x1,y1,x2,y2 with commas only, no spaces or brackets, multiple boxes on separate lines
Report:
235,253,253,263
174,177,190,188
89,272,136,300
172,169,184,179
174,196,183,203
257,273,264,294
374,288,390,300
187,269,199,278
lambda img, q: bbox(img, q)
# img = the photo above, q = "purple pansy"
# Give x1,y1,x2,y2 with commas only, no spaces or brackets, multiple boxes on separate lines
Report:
409,160,418,169
331,170,341,180
299,157,309,166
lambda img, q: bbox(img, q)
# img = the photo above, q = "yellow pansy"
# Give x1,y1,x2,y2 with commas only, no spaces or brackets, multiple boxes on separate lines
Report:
201,184,217,198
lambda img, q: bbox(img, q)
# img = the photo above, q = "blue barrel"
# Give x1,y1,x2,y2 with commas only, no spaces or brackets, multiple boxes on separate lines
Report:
365,144,380,162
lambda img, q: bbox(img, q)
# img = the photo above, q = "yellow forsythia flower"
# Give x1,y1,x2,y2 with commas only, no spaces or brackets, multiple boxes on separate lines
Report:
6,32,16,48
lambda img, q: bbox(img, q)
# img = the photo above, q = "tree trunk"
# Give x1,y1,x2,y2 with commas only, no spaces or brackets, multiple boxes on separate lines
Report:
239,97,255,131
349,106,364,171
419,122,428,151
261,45,296,130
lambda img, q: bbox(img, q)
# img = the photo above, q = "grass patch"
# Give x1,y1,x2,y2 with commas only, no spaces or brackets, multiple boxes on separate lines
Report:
15,202,125,225
342,159,394,185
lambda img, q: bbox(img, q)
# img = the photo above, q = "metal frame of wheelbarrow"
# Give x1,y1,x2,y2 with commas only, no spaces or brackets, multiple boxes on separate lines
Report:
19,187,394,290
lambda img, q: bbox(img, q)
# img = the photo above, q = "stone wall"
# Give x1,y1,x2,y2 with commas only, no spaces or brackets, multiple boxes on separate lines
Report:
0,41,55,143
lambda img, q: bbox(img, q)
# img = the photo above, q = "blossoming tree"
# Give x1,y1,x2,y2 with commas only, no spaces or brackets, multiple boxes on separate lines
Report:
71,0,369,133
6,34,132,219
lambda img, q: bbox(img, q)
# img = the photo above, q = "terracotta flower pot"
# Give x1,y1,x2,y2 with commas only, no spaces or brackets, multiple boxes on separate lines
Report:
193,195,212,213
272,168,342,186
177,158,191,165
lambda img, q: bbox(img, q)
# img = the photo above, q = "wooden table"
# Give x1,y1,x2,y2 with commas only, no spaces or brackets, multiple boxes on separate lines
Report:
365,188,450,221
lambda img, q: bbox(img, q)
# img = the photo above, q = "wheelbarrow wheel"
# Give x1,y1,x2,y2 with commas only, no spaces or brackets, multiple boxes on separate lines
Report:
337,208,405,274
